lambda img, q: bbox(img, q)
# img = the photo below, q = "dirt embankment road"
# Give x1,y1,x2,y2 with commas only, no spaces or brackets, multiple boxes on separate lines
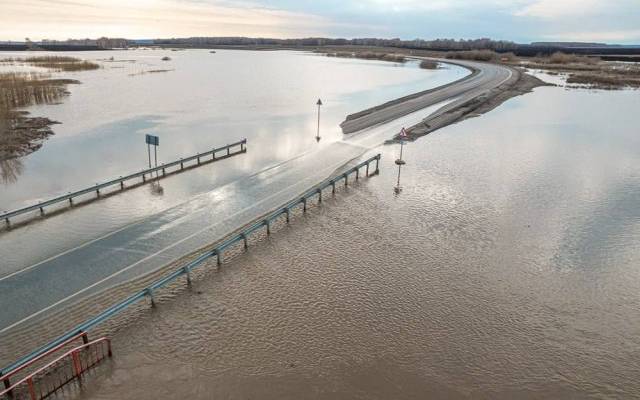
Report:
340,59,549,141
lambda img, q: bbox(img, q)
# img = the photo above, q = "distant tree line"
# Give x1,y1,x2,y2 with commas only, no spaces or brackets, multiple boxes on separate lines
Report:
151,37,519,51
151,37,640,56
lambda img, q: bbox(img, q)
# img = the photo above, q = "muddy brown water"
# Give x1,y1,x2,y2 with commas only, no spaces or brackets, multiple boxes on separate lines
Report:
9,84,640,399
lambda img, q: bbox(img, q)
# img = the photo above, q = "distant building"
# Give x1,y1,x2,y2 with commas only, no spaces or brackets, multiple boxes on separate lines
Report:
38,37,129,49
96,37,128,49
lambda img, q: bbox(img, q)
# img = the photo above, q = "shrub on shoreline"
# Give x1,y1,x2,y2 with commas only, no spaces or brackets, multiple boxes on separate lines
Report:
0,72,80,161
419,60,439,69
445,50,498,62
544,52,598,65
0,56,100,71
326,51,405,63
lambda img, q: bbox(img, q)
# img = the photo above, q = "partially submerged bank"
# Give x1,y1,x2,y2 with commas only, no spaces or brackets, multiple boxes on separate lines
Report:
340,59,549,142
0,73,79,162
324,50,406,63
0,57,98,163
443,50,640,90
397,63,549,142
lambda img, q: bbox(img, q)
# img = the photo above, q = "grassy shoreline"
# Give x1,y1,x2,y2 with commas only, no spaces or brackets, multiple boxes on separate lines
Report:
0,56,99,72
0,56,97,167
266,45,640,90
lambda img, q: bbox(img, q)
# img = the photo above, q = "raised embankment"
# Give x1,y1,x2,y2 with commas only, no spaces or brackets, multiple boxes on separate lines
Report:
340,59,549,141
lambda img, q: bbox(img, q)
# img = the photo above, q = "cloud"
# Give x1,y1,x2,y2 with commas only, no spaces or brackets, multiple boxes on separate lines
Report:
0,0,344,40
515,0,604,18
542,29,640,42
0,0,638,43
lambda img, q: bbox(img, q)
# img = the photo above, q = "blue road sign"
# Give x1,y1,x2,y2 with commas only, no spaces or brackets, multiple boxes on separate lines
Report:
145,134,159,146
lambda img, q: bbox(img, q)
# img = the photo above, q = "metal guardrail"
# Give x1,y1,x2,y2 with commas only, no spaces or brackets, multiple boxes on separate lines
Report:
0,337,112,400
2,139,247,225
0,153,380,379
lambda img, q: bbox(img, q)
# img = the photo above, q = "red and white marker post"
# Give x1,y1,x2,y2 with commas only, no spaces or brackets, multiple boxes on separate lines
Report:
394,127,408,193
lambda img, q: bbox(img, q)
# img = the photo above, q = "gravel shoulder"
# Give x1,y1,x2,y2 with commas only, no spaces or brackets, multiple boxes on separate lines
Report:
340,58,550,142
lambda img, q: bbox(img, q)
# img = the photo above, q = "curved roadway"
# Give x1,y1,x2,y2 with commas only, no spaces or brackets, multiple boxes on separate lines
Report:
0,59,515,338
341,59,515,134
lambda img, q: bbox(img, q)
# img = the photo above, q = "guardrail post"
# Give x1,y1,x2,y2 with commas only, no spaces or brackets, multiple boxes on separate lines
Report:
212,151,216,160
183,266,192,285
107,341,113,358
240,142,244,151
39,207,44,216
81,331,89,344
72,350,83,378
146,288,156,307
356,168,360,181
69,195,73,205
375,155,380,173
95,184,100,196
317,188,322,203
26,377,36,400
162,165,166,176
227,146,230,156
3,218,9,228
197,155,200,165
285,208,290,223
216,250,222,266
1,372,13,399
120,179,124,189
265,220,270,235
142,173,146,182
344,173,348,187
302,198,307,213
331,180,336,195
180,158,184,169
241,233,248,249
366,162,370,177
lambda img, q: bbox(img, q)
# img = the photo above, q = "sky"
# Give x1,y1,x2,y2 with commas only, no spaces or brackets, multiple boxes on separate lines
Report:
1,0,639,44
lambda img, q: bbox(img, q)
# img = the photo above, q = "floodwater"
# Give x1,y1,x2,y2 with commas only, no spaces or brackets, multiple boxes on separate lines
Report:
0,49,465,210
0,49,466,272
73,84,640,399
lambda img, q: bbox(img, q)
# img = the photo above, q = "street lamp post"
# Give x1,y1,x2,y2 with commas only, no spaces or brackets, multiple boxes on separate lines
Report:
316,98,323,142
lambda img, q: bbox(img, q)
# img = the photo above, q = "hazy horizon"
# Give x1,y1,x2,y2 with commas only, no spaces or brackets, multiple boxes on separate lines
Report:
1,0,639,44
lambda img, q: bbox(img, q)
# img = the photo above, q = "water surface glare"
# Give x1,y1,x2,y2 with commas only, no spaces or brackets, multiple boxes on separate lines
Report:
0,49,466,271
75,86,640,399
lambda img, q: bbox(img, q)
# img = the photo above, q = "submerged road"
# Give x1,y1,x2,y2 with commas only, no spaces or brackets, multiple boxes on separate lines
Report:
0,59,515,335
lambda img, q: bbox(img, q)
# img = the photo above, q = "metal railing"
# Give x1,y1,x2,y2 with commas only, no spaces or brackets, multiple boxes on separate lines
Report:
2,139,247,225
0,332,89,393
1,153,381,380
0,338,112,400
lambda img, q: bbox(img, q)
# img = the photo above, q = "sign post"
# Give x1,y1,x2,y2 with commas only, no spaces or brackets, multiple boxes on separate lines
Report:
316,99,323,142
145,134,160,178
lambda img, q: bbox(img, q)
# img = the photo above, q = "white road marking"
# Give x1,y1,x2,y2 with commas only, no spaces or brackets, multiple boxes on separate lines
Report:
0,149,370,334
1,60,516,333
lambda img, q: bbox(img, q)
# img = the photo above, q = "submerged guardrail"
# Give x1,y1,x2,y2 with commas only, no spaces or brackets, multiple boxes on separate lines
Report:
1,139,247,226
0,153,381,380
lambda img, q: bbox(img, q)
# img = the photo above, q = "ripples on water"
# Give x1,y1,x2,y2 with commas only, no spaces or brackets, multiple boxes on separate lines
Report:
0,49,466,272
71,86,640,399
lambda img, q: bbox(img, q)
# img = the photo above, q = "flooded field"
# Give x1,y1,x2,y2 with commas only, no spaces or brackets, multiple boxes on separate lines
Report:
69,84,639,399
0,49,466,272
0,49,465,209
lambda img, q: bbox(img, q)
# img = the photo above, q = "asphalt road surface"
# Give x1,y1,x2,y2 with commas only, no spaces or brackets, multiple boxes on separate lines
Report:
0,59,514,335
340,59,514,134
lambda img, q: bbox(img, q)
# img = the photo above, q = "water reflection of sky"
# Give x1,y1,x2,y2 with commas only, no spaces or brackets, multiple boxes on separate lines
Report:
51,84,640,400
0,49,466,211
0,50,466,273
